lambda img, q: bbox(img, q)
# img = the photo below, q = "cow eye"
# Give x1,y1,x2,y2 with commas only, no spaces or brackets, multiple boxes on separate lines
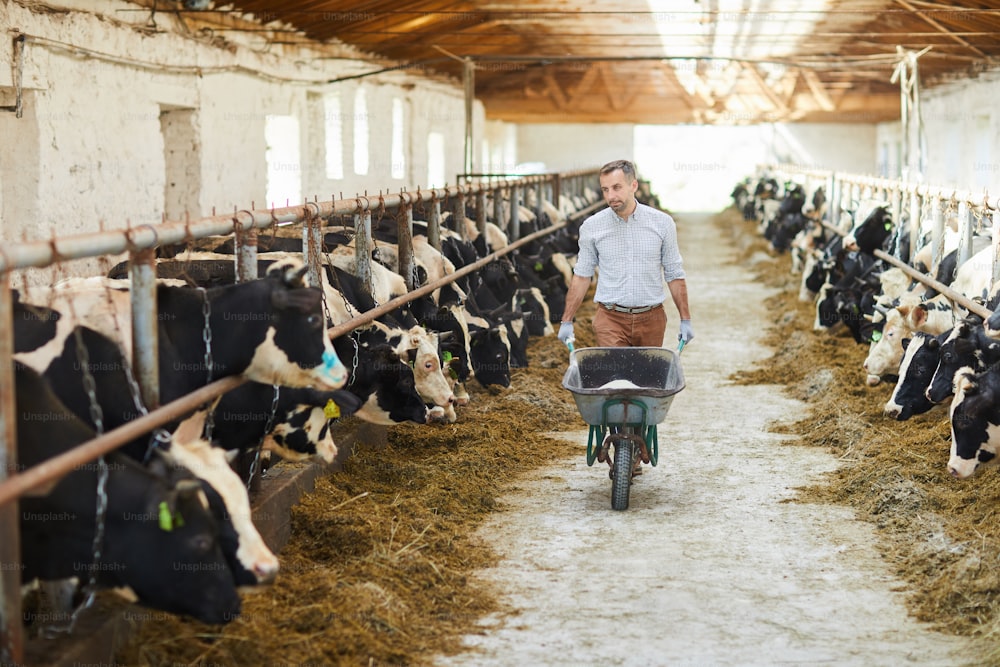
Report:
191,535,212,553
306,314,321,328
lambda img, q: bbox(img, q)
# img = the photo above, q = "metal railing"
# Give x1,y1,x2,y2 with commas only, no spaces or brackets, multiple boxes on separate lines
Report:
764,163,1000,292
0,169,601,663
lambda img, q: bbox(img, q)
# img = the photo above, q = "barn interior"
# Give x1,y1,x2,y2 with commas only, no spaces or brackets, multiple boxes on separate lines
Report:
3,0,1000,235
4,1,1000,665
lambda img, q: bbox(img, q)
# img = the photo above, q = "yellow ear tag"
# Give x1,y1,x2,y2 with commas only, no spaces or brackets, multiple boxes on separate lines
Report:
324,399,341,419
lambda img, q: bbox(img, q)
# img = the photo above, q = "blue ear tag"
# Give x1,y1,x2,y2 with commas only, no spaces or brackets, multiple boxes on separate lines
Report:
322,349,340,376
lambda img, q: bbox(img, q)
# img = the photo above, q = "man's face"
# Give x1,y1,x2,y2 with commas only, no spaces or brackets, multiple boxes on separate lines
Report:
600,169,638,216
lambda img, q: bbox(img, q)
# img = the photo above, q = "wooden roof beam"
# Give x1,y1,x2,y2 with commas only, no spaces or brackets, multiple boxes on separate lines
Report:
893,0,987,58
741,63,790,118
800,70,836,111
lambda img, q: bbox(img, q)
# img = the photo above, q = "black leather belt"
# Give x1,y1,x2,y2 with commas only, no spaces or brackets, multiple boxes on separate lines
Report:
600,302,657,314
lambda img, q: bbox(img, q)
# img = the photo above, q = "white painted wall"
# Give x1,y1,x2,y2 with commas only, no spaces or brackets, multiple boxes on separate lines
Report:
0,0,491,282
633,123,876,211
516,124,636,174
892,69,1000,192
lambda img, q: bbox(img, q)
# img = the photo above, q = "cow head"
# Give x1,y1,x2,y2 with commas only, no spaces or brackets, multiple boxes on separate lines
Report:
384,324,456,408
469,324,511,388
863,308,909,382
112,452,243,623
356,343,428,424
948,366,1000,478
168,417,280,585
926,320,982,404
883,332,941,421
237,259,347,390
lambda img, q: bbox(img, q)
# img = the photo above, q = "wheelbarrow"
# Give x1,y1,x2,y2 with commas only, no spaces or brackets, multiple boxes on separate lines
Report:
561,344,686,510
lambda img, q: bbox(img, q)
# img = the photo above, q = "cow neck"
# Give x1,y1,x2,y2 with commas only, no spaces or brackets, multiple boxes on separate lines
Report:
157,282,268,400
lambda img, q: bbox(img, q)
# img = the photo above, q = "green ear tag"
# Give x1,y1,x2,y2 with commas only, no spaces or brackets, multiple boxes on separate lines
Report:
158,501,174,532
534,261,543,271
871,330,882,343
442,350,453,364
324,398,341,419
884,222,892,231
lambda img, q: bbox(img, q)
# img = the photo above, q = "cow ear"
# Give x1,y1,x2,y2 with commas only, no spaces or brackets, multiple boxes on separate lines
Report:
266,258,309,288
957,373,978,395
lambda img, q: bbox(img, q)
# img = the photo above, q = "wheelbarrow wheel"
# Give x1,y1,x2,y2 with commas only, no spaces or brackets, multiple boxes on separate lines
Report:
611,438,634,511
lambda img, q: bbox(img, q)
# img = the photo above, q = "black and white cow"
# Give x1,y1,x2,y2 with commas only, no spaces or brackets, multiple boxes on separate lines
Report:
882,331,949,420
947,364,1000,478
925,317,1000,405
16,363,242,624
14,260,346,584
332,327,430,425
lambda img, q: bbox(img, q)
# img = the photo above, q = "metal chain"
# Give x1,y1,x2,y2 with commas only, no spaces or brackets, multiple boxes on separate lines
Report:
39,329,110,636
324,251,354,320
246,384,280,490
73,328,105,437
196,287,215,441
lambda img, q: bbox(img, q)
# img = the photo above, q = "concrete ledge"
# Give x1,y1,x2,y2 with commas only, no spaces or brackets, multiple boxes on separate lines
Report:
22,418,386,667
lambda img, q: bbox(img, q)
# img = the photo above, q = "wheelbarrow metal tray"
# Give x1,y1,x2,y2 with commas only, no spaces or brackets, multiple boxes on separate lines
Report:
561,346,685,426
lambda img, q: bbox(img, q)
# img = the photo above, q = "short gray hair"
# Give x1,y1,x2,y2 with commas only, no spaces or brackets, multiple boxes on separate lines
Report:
600,159,637,182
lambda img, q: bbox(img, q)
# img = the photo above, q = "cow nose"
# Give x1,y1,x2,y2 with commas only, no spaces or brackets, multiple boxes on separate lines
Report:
949,467,960,478
883,406,900,419
255,560,279,584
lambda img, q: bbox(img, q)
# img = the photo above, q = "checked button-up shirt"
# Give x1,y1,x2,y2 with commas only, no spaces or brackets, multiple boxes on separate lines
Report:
573,202,686,308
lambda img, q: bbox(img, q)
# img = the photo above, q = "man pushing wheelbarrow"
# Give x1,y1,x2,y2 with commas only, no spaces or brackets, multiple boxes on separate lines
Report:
558,159,693,510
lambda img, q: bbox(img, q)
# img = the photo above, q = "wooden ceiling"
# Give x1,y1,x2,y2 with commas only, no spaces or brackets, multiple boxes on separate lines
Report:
180,1,1000,124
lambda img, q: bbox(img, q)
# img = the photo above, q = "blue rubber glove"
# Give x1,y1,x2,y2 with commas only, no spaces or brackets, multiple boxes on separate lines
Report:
678,320,694,344
558,321,575,345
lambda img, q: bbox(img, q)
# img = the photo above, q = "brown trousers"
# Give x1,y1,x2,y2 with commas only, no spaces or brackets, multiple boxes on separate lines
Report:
593,304,667,347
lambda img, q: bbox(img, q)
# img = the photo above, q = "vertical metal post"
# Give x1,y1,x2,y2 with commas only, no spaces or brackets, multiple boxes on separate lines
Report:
463,59,474,176
509,184,520,242
130,248,160,410
0,273,23,666
553,175,562,218
476,190,488,241
303,204,323,290
455,191,468,242
828,172,839,228
992,205,1000,286
354,209,373,298
235,225,258,283
957,199,973,268
931,196,946,278
428,197,442,252
891,187,904,260
492,186,504,230
397,197,416,291
909,189,921,264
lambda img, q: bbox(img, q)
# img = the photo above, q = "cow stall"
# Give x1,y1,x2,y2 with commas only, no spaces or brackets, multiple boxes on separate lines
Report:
734,164,1000,645
0,169,606,665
